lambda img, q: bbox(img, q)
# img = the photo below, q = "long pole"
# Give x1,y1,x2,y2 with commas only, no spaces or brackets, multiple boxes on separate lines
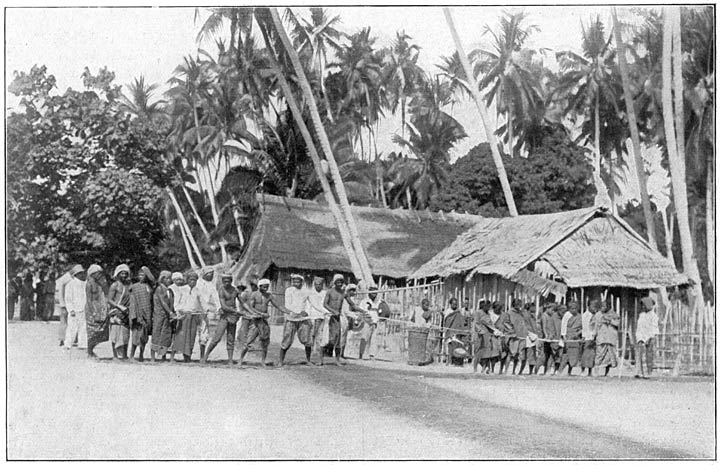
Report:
270,8,375,285
443,7,518,216
256,13,364,280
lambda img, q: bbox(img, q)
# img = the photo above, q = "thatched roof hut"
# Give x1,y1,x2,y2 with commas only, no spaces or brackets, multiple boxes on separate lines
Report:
231,194,485,283
411,206,687,297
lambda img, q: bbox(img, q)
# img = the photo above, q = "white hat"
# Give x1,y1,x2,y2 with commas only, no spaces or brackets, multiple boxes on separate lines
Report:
201,266,214,277
290,273,304,281
113,264,130,279
171,272,183,281
258,278,271,287
87,264,102,276
70,264,84,276
332,274,344,283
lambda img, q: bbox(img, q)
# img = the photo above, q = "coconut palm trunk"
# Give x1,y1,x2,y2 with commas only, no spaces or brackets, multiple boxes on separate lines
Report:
612,9,658,249
444,8,518,216
257,15,366,279
180,183,211,240
166,187,206,268
662,8,704,305
192,106,228,262
271,7,375,286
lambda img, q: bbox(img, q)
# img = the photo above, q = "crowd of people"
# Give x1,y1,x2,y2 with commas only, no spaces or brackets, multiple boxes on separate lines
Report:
7,271,56,322
410,295,660,378
13,263,659,378
50,265,391,367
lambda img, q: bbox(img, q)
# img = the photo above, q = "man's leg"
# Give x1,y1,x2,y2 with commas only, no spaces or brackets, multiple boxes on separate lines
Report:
77,316,88,349
646,338,655,376
225,321,236,364
63,313,78,349
259,319,271,366
278,321,297,368
635,341,646,378
296,320,313,364
312,319,325,366
237,319,254,367
202,318,228,363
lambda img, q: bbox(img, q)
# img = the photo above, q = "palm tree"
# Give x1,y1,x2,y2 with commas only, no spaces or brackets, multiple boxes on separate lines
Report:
388,75,467,209
443,7,518,216
118,76,168,124
612,9,658,250
555,16,623,212
382,31,422,140
285,7,345,122
662,7,704,306
333,27,385,160
475,11,544,156
267,7,375,286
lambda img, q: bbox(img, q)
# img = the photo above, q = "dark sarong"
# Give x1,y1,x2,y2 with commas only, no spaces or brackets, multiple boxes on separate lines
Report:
151,310,173,356
87,319,109,350
128,283,153,345
581,340,596,368
325,315,342,350
85,277,109,351
172,313,201,356
595,343,617,368
240,318,270,350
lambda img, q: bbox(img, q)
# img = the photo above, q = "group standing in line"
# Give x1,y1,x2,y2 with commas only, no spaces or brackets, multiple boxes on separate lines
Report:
53,264,390,367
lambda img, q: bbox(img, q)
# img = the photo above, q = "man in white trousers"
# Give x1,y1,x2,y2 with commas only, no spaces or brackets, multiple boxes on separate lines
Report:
63,264,87,350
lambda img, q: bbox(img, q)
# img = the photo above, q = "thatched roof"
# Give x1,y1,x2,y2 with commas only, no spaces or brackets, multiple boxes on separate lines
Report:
231,194,484,280
411,206,687,290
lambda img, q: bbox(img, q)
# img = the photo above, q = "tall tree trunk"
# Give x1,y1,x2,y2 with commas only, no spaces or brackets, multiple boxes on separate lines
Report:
444,8,518,216
507,101,514,157
612,9,658,249
707,154,714,287
593,93,610,208
192,105,228,262
662,8,704,306
405,187,412,209
178,221,199,270
231,197,245,248
376,155,387,207
166,187,205,268
444,12,517,215
257,18,366,281
180,183,211,240
271,7,375,286
660,208,676,266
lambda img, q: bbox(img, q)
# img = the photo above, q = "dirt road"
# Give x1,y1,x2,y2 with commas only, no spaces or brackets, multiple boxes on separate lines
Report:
6,321,715,459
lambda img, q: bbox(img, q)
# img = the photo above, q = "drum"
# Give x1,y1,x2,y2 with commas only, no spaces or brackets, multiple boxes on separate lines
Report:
407,327,430,365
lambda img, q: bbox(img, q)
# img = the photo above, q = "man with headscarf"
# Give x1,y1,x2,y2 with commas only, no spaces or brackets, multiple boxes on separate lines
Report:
64,265,87,350
237,278,294,367
635,296,659,379
471,301,502,374
559,301,583,375
537,303,562,375
151,271,175,362
359,285,391,360
594,300,620,376
84,264,109,358
196,266,221,361
170,271,201,362
202,272,241,365
339,283,363,360
55,265,75,346
304,276,330,365
128,266,155,362
43,271,56,322
107,264,131,359
580,299,598,376
321,274,347,366
497,299,528,375
443,297,471,367
277,274,311,367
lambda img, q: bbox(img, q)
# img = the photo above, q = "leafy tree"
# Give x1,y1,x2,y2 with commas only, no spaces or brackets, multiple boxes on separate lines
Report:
7,66,173,271
430,129,596,216
118,75,168,124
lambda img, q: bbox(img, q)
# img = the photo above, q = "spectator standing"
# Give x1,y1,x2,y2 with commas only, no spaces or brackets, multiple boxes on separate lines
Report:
635,297,660,379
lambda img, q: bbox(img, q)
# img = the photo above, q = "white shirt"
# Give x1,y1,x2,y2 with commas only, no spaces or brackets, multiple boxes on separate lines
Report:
636,311,659,343
305,289,327,320
285,286,308,321
169,284,191,313
64,277,86,313
560,311,572,337
581,311,595,341
197,279,220,315
55,272,73,308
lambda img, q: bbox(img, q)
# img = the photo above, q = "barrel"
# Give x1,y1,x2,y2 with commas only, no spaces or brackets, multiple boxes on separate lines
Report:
407,327,430,365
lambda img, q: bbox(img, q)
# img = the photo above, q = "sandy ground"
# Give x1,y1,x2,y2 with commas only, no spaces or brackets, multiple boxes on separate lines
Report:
6,321,498,459
6,320,716,459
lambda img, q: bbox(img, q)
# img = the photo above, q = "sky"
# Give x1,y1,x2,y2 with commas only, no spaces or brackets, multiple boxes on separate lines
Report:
5,4,652,160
